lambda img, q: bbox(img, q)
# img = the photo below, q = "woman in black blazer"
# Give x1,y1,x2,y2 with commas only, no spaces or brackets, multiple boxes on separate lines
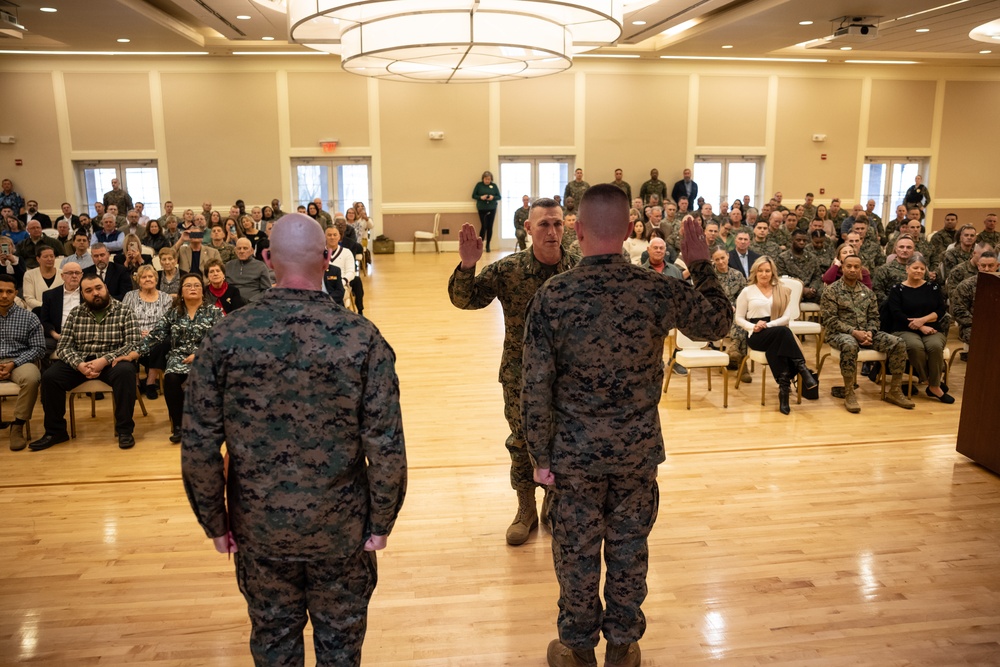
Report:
202,258,245,314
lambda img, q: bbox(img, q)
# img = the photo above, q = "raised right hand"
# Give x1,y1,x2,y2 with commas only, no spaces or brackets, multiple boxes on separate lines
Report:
458,222,484,269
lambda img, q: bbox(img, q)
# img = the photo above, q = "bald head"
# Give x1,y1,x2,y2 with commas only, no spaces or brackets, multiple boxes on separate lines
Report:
577,184,631,253
265,213,327,290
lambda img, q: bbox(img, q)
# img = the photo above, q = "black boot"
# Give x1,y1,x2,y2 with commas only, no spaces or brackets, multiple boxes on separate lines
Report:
778,373,791,415
794,359,818,390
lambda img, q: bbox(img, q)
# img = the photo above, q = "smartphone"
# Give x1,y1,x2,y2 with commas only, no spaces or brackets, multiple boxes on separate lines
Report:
129,242,139,252
0,241,11,255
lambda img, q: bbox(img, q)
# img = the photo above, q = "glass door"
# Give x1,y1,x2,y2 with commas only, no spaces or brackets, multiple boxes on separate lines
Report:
498,157,570,240
76,161,162,218
693,156,763,214
291,158,372,216
862,158,927,222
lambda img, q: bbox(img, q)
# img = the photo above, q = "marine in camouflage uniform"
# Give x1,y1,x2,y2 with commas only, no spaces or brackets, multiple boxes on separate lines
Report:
513,204,530,251
522,190,732,665
977,229,1000,248
564,177,590,206
859,236,886,271
946,260,977,300
950,274,979,344
775,245,823,302
806,236,836,273
821,260,913,413
930,227,957,260
749,238,781,259
942,245,971,283
102,182,133,220
871,259,908,305
638,175,668,206
183,227,407,667
448,209,578,545
715,265,746,305
770,224,798,250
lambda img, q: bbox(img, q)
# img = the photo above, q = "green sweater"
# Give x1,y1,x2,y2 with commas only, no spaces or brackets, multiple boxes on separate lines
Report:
472,182,500,212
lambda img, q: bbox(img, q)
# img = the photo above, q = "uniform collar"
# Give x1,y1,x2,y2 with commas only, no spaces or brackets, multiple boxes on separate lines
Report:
261,287,335,303
580,253,628,266
521,247,572,275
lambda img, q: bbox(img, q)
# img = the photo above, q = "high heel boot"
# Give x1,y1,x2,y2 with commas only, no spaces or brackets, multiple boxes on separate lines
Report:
793,358,818,390
778,373,792,415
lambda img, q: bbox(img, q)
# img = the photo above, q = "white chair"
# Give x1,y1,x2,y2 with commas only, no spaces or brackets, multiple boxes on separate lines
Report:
664,330,730,409
413,213,441,253
0,382,32,440
68,379,147,438
735,348,803,407
42,228,60,238
818,348,887,400
781,276,824,368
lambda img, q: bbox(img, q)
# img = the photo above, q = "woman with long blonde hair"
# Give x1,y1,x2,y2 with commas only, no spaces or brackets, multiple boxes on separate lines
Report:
734,256,817,414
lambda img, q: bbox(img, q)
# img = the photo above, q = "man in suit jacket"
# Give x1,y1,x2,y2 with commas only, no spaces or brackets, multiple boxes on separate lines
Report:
39,261,84,356
176,230,221,274
83,243,132,300
55,203,81,230
728,231,760,278
670,168,698,206
18,199,53,229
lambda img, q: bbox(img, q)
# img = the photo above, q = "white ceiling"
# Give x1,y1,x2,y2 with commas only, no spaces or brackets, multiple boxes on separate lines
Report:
2,0,999,66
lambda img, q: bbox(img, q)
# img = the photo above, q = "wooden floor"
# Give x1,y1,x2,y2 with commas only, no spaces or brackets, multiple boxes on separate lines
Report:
2,248,998,666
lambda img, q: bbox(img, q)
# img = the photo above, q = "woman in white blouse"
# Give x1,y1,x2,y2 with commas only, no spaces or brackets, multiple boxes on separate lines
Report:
622,213,650,265
734,256,817,414
324,225,356,307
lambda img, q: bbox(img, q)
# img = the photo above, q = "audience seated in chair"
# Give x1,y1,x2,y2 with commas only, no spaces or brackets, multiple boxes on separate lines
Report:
950,251,997,347
0,274,46,451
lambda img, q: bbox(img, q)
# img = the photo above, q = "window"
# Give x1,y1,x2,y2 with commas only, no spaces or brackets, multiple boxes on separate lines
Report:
693,156,763,213
291,158,371,216
862,158,928,222
76,161,162,218
498,157,570,240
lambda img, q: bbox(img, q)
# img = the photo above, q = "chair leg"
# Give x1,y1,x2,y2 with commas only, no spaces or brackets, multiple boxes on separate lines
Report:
663,359,676,393
434,239,439,253
817,352,830,375
735,357,747,389
90,394,96,418
69,394,77,439
760,365,767,406
722,368,729,408
136,390,148,418
412,238,416,254
706,367,712,391
880,361,887,399
816,331,824,369
686,373,691,410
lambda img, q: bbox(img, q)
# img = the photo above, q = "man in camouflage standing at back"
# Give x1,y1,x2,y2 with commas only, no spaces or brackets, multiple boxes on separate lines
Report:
448,199,577,545
183,213,407,667
522,185,732,667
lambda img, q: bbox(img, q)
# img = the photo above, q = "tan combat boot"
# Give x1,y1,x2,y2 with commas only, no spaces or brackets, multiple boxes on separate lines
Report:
843,375,861,414
605,642,641,667
9,423,26,451
506,488,538,546
547,639,597,667
885,374,915,409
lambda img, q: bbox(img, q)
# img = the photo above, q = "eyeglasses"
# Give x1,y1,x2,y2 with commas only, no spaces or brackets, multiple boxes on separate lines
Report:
62,270,83,275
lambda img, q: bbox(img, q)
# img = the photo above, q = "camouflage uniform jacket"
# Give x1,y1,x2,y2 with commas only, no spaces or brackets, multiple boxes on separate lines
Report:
750,239,781,259
770,226,798,250
182,289,407,559
639,179,668,205
806,239,836,273
775,249,822,292
561,227,578,253
564,180,590,204
102,189,133,218
715,266,746,305
610,180,632,202
942,246,971,282
950,275,977,331
884,217,907,242
821,278,880,335
930,228,957,260
872,260,907,304
830,209,849,231
977,230,1000,248
946,261,977,299
800,204,817,223
869,213,885,244
513,206,529,233
914,238,940,272
521,256,732,475
859,237,886,270
448,248,578,390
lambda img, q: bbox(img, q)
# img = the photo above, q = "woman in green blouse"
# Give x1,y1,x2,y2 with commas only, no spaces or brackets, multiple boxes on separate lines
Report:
471,170,500,252
121,272,222,443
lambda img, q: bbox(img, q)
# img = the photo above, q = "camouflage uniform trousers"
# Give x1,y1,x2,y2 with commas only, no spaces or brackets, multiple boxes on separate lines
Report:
550,465,659,651
235,549,377,667
515,228,527,251
502,381,544,493
825,332,908,378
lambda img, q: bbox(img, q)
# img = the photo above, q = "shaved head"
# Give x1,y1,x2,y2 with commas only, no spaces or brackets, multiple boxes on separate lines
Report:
577,183,631,251
265,213,328,290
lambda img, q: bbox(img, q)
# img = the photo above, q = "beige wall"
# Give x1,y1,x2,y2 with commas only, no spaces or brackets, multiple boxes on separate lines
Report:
2,57,999,246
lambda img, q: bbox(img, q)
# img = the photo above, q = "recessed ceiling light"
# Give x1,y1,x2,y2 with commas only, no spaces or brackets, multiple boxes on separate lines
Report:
262,36,275,41
799,21,813,26
631,20,646,25
981,49,992,53
40,7,57,12
236,15,252,20
916,28,930,33
117,38,130,43
840,46,852,51
722,45,733,49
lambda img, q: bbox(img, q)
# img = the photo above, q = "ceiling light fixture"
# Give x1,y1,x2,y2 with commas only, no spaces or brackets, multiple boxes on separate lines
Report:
661,19,698,38
262,36,275,41
237,15,252,20
264,0,623,82
40,7,57,12
233,51,328,55
0,50,208,56
117,38,130,43
980,50,992,54
844,59,919,64
659,55,827,63
575,53,640,58
915,28,930,33
632,21,646,26
840,46,852,51
798,21,813,26
722,45,733,49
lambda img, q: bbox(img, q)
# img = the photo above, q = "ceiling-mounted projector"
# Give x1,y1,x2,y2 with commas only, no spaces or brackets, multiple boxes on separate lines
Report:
829,16,880,43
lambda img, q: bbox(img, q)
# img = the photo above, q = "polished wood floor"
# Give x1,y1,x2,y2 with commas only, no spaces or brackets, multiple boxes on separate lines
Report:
2,248,998,666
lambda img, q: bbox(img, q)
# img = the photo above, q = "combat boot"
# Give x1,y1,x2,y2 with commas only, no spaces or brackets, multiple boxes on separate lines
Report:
604,642,641,667
547,639,597,667
885,374,915,409
9,423,26,451
843,375,861,413
506,488,538,546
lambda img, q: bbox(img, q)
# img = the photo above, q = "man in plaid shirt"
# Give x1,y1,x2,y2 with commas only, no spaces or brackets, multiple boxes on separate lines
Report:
0,274,46,451
29,274,140,451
